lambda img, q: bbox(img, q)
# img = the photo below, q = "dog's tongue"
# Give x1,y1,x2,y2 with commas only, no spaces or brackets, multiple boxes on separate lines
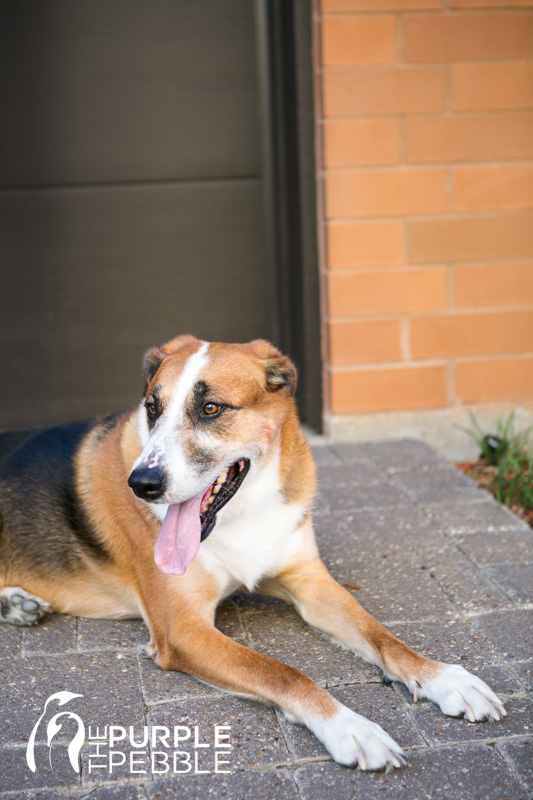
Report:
154,491,205,575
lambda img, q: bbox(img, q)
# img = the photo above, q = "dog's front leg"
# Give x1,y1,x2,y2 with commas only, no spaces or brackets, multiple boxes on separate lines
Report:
263,552,506,723
145,604,404,771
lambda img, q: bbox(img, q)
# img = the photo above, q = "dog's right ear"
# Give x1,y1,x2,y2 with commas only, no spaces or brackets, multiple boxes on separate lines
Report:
142,335,200,393
160,334,199,355
142,347,165,394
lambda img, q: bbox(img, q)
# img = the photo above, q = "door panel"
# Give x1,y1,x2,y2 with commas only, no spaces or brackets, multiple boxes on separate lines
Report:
0,181,267,427
0,0,259,186
0,0,269,428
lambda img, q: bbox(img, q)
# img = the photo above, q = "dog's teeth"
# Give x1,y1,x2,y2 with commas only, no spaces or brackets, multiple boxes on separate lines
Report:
216,470,228,485
213,484,221,494
208,496,215,505
201,504,208,513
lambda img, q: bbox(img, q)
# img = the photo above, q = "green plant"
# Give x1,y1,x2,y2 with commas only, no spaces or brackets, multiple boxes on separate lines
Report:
456,411,533,511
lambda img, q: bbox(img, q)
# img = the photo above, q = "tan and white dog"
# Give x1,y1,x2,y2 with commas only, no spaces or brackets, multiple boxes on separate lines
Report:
0,335,506,771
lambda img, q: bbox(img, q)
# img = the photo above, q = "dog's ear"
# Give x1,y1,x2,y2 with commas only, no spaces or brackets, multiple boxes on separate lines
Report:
161,334,200,355
142,347,165,394
265,355,298,395
249,340,298,396
142,335,200,393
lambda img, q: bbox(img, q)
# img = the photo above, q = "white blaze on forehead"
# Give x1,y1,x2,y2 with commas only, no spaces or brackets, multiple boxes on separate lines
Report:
133,341,210,472
166,340,210,425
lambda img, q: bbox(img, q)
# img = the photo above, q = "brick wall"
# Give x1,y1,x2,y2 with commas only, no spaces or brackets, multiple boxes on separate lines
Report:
317,0,533,424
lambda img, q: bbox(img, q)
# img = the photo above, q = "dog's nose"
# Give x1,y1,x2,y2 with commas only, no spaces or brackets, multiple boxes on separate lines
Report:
128,467,165,501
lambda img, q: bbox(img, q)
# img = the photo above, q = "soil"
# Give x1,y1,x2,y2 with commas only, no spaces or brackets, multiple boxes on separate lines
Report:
456,459,533,529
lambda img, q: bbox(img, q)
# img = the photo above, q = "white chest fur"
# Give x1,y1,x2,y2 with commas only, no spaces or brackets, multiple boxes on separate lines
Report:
198,452,306,595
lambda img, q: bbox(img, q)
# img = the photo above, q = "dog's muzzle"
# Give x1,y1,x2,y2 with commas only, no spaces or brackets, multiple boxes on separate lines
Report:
128,466,165,501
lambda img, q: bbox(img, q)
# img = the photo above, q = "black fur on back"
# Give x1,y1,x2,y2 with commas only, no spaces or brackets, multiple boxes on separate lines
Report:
0,417,116,579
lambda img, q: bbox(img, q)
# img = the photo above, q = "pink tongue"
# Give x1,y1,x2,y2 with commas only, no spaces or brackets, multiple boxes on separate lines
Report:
154,491,205,575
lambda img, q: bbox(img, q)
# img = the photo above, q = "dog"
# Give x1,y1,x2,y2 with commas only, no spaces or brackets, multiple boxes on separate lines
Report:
0,335,506,770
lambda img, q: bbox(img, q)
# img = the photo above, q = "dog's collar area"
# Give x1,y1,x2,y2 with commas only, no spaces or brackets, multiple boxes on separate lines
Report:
200,458,250,541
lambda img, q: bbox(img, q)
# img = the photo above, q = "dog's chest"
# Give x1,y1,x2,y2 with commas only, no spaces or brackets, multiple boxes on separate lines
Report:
198,458,306,594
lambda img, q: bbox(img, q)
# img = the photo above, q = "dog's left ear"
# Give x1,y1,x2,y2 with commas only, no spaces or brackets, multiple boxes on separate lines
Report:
142,347,165,394
249,340,297,396
265,355,297,395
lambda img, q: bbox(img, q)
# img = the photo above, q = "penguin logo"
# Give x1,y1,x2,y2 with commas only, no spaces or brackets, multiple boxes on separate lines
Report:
26,691,85,774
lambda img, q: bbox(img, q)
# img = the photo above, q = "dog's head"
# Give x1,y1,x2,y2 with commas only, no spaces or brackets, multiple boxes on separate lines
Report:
128,335,297,575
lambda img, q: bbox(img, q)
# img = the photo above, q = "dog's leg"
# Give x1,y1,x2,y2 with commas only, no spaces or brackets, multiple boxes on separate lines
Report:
0,586,50,626
146,607,404,770
261,553,506,724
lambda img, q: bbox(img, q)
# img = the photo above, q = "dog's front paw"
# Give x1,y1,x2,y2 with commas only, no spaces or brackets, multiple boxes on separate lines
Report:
417,664,506,722
311,705,405,771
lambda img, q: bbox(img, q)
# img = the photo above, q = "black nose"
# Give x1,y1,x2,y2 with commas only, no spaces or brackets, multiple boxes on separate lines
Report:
128,467,165,501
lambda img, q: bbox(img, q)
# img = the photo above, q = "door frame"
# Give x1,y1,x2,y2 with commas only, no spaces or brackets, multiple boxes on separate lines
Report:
255,0,323,431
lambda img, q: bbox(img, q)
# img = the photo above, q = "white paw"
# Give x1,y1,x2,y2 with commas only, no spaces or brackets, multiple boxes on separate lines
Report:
310,704,405,771
0,587,50,627
417,664,506,722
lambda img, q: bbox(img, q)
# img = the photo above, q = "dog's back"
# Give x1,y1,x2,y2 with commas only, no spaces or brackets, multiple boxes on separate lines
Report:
0,426,45,469
0,419,107,577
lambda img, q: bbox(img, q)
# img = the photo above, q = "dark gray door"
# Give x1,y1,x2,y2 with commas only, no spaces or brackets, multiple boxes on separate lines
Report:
0,0,269,427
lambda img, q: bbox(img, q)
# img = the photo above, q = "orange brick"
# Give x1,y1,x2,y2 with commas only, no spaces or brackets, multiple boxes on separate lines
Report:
403,12,533,62
325,168,447,218
405,114,533,163
456,357,533,403
321,16,396,66
453,165,533,212
452,63,533,111
330,319,402,365
408,214,533,263
328,269,447,316
322,67,446,117
324,119,399,167
411,310,533,358
331,365,447,413
327,221,404,269
454,262,533,308
322,0,441,9
451,0,533,7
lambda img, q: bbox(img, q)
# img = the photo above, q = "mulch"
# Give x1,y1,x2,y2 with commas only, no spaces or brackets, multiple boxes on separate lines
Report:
456,459,533,529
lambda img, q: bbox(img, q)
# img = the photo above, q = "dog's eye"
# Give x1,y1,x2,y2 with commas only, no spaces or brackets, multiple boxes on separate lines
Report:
203,402,221,416
146,403,157,417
